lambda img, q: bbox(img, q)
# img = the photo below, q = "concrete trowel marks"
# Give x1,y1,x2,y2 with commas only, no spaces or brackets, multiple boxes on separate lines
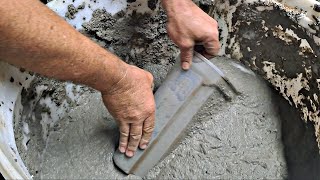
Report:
7,0,320,179
15,57,289,179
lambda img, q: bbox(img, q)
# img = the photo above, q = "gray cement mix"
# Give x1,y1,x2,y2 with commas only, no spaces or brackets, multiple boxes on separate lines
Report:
15,57,291,179
81,8,179,69
13,4,320,180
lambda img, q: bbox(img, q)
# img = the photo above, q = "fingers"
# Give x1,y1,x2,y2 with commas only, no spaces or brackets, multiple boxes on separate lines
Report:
179,28,220,69
126,123,143,157
203,41,220,58
118,114,155,157
180,46,194,70
118,123,130,153
139,114,155,150
203,19,220,57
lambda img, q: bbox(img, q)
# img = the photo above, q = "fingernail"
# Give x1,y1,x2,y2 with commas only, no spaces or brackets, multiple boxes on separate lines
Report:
126,150,134,157
140,144,147,150
119,146,125,153
182,62,190,70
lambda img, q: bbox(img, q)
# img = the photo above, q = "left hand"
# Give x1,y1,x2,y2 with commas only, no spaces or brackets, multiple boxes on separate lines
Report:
101,64,155,157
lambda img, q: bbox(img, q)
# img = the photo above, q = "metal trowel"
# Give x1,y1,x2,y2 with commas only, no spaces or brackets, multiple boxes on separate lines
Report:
113,51,237,177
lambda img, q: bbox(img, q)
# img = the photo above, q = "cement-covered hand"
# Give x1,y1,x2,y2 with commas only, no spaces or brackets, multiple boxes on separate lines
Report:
102,65,155,158
162,0,220,70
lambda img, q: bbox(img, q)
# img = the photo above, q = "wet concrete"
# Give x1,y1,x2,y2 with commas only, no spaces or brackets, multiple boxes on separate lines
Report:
10,0,320,179
146,57,288,179
14,57,293,179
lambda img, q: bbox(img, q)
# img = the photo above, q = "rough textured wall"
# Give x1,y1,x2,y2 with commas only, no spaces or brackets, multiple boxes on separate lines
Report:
208,0,320,149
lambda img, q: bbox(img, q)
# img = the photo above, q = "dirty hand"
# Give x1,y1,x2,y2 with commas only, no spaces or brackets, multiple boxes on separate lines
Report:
102,65,155,157
163,0,220,70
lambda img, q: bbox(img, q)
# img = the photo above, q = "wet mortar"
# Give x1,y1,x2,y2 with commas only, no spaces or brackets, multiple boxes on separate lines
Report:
13,2,320,179
15,57,289,179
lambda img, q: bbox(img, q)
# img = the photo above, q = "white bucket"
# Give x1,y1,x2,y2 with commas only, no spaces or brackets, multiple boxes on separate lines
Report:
0,62,34,179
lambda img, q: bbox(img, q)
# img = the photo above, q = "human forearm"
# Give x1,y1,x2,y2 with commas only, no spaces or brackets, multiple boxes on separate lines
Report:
0,0,127,92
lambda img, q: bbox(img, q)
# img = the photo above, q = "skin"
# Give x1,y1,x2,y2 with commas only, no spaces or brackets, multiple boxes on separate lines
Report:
0,0,220,158
163,0,220,70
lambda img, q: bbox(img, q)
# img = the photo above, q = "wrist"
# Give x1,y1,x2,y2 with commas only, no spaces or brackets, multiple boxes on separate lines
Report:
161,0,194,17
92,53,129,94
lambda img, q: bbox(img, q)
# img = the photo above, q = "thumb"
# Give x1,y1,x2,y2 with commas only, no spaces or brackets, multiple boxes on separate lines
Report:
180,46,194,70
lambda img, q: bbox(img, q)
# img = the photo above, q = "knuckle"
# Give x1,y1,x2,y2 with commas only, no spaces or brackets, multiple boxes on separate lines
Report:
204,41,215,47
140,138,150,143
207,29,218,38
213,30,219,37
146,71,154,83
119,142,127,146
143,103,155,115
127,145,137,151
208,46,220,55
180,50,193,60
216,44,221,50
125,111,142,121
145,112,152,118
212,19,218,27
120,131,129,137
181,54,193,62
130,134,142,140
143,126,154,134
147,107,155,115
179,40,193,50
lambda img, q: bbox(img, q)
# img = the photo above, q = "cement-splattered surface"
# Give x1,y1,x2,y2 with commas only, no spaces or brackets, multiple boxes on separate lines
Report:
6,0,320,179
209,0,320,149
81,8,178,69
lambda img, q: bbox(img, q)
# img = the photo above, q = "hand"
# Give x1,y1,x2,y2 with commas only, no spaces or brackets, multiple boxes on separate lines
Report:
102,65,155,157
163,0,220,70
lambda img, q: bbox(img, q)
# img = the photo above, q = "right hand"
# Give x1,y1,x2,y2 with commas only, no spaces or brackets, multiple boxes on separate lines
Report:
101,65,155,157
164,0,220,70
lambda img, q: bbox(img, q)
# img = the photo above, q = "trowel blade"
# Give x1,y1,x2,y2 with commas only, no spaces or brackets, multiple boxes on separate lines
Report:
113,52,228,177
